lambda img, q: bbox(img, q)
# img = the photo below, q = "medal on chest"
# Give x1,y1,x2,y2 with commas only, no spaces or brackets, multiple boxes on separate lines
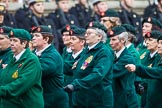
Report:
81,55,93,70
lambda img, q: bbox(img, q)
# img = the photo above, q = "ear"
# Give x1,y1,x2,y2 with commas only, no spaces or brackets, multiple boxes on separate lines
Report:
44,36,49,43
121,38,126,44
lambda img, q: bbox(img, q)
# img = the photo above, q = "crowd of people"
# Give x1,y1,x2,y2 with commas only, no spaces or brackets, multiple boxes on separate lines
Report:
0,0,162,108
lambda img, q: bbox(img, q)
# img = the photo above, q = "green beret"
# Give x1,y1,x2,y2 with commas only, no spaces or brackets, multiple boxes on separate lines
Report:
122,24,137,35
61,25,78,34
145,30,162,39
142,17,162,28
28,0,44,5
107,26,126,37
69,28,86,38
100,9,119,18
0,26,13,36
86,21,107,33
31,25,53,35
91,0,106,5
157,35,162,41
9,29,31,41
55,0,70,3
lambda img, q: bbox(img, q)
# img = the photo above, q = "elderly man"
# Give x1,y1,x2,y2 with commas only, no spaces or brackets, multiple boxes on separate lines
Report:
0,29,44,108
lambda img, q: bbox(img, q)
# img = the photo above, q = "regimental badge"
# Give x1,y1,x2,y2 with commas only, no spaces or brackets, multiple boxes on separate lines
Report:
110,30,114,35
12,70,18,79
0,59,2,64
0,28,4,33
81,56,93,70
140,52,146,59
148,64,152,68
66,25,71,31
72,61,78,69
37,27,41,32
89,22,93,27
148,17,151,22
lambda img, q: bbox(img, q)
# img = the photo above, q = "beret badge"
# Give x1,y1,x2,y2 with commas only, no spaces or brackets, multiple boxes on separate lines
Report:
0,28,4,33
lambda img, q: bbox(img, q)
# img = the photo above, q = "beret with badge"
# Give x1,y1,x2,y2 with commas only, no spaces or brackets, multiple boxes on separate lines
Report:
0,26,13,37
28,0,44,5
107,26,126,37
61,25,78,35
100,9,119,18
31,25,53,36
91,0,106,5
122,24,137,35
9,29,31,41
142,17,162,28
69,27,86,39
145,30,162,39
86,21,107,33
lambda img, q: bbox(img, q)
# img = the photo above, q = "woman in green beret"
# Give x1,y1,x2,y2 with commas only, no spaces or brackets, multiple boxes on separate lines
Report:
0,29,44,108
64,21,114,108
125,34,162,108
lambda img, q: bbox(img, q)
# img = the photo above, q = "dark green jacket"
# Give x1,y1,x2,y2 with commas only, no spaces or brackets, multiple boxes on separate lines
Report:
127,44,141,82
71,42,114,108
0,48,12,73
136,43,149,64
0,48,44,108
135,58,162,108
36,45,69,108
113,48,139,108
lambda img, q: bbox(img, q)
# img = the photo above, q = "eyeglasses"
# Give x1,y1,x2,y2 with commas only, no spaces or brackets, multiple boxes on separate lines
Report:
85,32,98,36
100,19,109,23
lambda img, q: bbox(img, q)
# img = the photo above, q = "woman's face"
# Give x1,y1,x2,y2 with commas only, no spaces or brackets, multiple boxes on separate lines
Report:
85,28,101,46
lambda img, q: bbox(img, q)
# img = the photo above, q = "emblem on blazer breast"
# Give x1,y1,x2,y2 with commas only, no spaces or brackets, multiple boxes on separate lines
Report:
12,70,18,79
140,52,146,60
81,55,93,70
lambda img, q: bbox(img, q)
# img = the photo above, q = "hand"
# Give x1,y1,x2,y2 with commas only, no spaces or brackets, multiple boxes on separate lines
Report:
125,64,136,72
63,84,74,93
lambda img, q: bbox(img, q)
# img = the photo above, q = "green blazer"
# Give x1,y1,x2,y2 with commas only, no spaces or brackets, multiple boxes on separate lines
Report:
0,48,12,73
36,45,69,108
0,48,44,108
135,58,162,108
113,48,139,108
71,42,114,108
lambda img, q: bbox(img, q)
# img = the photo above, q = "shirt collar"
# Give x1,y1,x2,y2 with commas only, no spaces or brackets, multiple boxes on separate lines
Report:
66,47,72,53
126,43,132,48
72,49,83,59
88,42,100,50
14,49,26,61
150,50,158,58
115,47,125,58
35,44,51,56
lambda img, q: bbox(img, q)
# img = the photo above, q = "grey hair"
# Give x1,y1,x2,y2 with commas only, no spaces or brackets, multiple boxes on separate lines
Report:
118,32,128,45
94,28,107,43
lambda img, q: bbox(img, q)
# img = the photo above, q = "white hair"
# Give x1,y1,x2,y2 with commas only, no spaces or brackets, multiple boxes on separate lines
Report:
118,32,128,45
94,28,107,43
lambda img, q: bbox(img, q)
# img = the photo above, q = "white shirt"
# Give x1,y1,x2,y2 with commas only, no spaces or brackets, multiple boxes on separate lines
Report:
35,44,51,56
126,43,132,48
72,49,83,59
14,49,26,61
88,42,100,50
115,47,125,58
150,50,158,58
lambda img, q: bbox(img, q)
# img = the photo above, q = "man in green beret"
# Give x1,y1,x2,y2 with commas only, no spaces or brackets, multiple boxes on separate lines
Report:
108,26,139,108
64,21,114,108
31,25,69,108
125,33,162,108
0,29,44,108
0,26,13,73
